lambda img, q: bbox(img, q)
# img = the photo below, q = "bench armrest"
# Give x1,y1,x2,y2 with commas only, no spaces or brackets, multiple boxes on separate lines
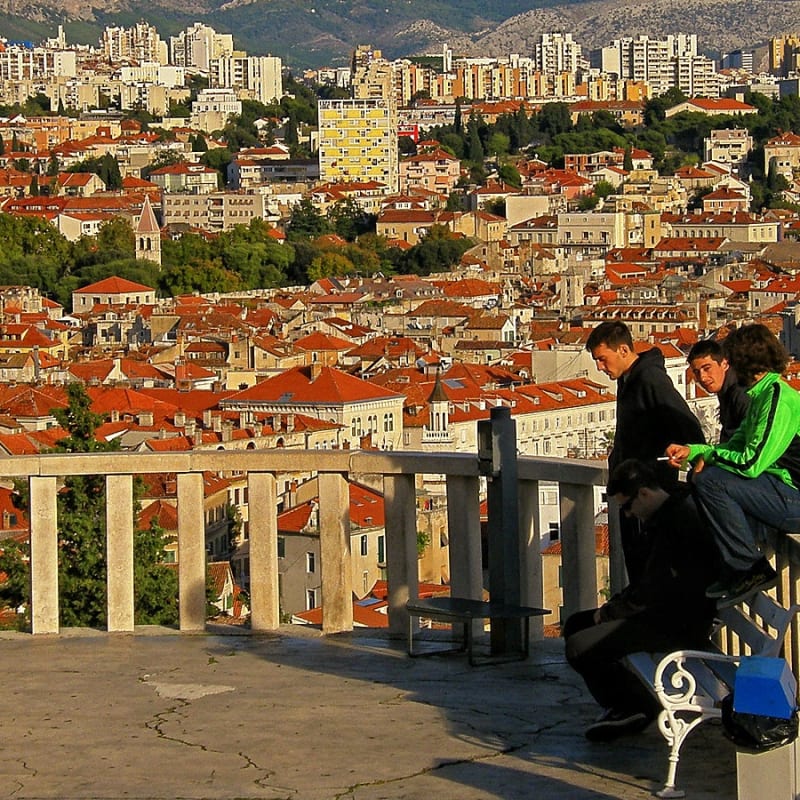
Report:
654,649,739,710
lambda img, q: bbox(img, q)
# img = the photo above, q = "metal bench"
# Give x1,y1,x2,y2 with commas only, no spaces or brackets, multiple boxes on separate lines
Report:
406,596,549,666
624,589,800,798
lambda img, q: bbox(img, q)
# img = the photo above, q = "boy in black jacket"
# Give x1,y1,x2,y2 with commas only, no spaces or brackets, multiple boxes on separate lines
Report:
586,320,705,583
564,459,718,741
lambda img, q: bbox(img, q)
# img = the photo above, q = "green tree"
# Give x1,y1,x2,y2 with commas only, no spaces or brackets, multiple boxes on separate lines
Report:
1,384,178,627
328,197,375,241
98,153,122,190
287,198,331,240
200,147,233,189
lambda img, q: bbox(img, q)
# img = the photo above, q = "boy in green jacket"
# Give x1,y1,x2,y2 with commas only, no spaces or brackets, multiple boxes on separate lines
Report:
666,324,800,604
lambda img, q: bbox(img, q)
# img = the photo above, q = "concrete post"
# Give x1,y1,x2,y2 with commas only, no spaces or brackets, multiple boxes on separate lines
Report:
737,739,800,799
519,477,544,641
106,474,134,632
559,481,598,620
248,471,280,630
383,473,418,638
479,406,522,653
29,475,58,635
318,471,353,634
177,472,206,631
445,473,482,643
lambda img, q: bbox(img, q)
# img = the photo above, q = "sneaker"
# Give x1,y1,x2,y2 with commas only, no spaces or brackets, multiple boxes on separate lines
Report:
706,559,778,605
585,708,650,742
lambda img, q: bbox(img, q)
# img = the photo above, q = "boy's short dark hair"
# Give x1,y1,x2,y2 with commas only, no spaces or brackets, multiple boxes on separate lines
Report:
723,324,788,386
586,320,633,353
687,339,725,364
607,458,661,497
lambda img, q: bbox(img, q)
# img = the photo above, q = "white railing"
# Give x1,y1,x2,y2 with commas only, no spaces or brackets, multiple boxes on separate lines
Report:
0,448,615,640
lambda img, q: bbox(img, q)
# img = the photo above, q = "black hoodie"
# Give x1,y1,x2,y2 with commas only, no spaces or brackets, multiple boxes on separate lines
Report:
611,348,705,487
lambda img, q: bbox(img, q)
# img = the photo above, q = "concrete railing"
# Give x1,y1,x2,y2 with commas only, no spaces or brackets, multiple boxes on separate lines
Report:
1,447,615,640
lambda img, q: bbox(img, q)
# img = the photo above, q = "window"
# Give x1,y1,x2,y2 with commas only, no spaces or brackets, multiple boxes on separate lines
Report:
360,535,368,557
277,537,285,558
306,589,317,610
549,522,560,541
306,551,316,573
377,535,385,564
363,571,370,594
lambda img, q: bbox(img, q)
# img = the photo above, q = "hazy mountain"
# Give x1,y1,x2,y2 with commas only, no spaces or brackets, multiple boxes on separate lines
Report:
0,0,796,68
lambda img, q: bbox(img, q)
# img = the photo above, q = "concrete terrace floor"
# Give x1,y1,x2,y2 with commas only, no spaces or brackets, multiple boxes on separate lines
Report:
0,625,737,800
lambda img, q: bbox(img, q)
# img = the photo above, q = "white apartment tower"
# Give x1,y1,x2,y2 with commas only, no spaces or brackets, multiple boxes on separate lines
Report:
534,33,583,75
101,23,168,65
599,34,718,97
318,98,398,191
210,55,283,104
170,23,234,74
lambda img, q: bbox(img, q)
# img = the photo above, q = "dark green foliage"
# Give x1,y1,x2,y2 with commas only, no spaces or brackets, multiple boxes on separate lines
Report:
287,198,331,240
398,225,475,276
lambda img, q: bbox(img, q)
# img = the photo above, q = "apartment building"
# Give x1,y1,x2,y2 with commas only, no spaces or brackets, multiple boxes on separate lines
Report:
0,44,77,81
769,34,800,77
170,23,234,74
599,34,718,97
209,55,283,105
399,148,461,194
190,88,242,133
100,23,168,65
318,98,399,192
161,191,267,231
704,129,753,170
764,131,800,180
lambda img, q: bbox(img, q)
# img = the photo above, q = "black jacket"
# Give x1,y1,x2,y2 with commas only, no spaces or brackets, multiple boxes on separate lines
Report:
611,348,705,488
718,368,750,443
598,490,718,635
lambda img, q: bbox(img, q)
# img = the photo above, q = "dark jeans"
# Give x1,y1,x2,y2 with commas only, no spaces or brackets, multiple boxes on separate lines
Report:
563,609,710,716
692,466,800,572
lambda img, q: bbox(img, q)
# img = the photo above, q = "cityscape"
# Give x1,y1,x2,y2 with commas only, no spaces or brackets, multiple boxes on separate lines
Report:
2,17,800,637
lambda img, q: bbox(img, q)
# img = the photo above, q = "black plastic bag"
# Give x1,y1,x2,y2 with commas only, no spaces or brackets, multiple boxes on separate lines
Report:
721,693,799,753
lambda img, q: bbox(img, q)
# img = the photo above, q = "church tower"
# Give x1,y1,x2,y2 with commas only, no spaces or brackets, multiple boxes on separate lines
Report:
135,194,162,266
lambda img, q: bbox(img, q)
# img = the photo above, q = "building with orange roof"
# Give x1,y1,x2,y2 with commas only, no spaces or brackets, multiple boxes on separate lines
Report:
220,364,404,451
399,148,461,195
72,276,156,314
764,131,800,181
665,97,756,118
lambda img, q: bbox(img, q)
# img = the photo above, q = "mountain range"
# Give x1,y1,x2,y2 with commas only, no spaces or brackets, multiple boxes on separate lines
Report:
0,0,797,69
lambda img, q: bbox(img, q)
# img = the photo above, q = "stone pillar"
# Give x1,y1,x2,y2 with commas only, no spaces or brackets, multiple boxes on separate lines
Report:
519,477,544,641
559,481,598,620
737,739,800,799
383,473,418,637
177,472,206,631
445,472,482,642
248,471,280,630
30,475,58,634
106,474,134,632
319,472,352,634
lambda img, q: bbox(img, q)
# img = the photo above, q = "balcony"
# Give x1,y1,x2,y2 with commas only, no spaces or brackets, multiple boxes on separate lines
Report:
2,440,797,798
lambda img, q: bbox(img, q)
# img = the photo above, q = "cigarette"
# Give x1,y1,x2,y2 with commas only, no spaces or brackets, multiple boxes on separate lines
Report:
656,456,671,461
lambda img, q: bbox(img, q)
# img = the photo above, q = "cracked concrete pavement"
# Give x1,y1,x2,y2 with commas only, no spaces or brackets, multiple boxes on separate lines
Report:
0,625,737,800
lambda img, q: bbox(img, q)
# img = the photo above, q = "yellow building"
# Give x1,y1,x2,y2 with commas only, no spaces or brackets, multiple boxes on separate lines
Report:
317,98,399,192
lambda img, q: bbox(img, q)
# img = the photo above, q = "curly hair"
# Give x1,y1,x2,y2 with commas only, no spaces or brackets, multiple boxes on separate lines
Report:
723,324,788,386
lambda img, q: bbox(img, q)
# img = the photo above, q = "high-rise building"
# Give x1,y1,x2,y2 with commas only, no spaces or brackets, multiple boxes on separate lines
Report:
769,34,800,77
534,33,584,75
170,23,234,74
209,55,283,104
318,98,398,191
101,23,167,65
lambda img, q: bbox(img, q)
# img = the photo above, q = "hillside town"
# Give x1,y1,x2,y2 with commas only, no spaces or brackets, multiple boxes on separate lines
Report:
3,21,800,631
